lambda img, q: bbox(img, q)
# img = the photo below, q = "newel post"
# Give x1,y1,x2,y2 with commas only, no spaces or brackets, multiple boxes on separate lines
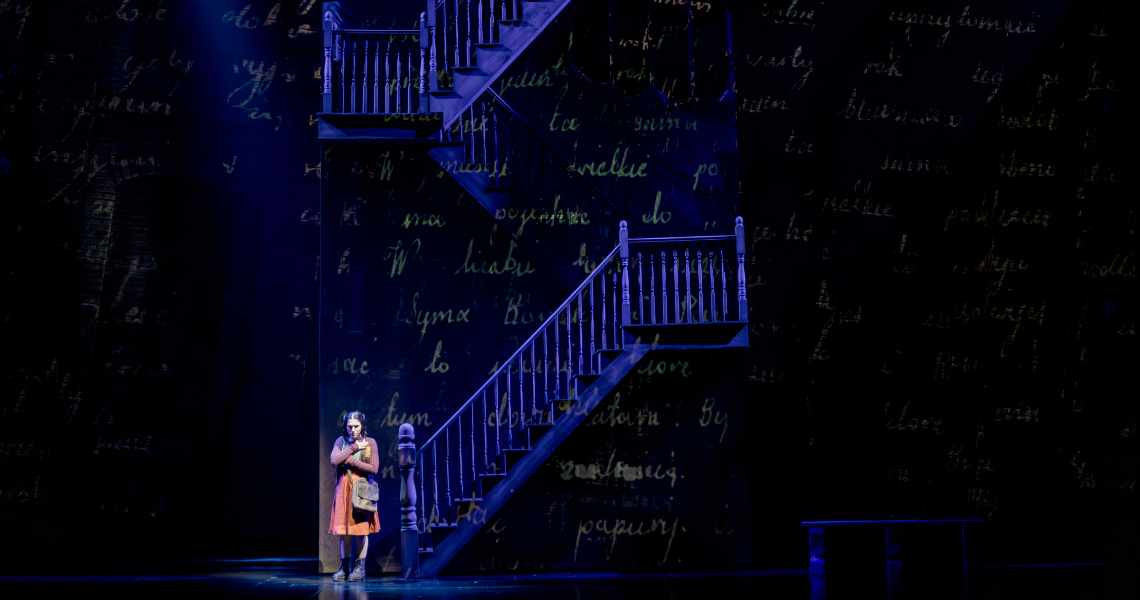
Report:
398,423,420,580
735,216,747,322
619,220,630,326
322,12,333,113
425,0,438,93
418,13,429,113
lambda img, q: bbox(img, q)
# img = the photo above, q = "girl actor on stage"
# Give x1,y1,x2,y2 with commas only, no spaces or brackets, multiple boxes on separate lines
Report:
329,411,380,581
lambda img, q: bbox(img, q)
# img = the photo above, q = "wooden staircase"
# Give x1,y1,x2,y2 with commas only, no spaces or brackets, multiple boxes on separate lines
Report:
397,218,750,579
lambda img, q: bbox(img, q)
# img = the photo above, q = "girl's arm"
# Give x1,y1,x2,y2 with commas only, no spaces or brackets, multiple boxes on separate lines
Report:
330,437,355,465
346,438,379,474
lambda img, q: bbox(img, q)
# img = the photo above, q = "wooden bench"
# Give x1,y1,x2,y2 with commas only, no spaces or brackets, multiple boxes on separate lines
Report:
801,519,985,599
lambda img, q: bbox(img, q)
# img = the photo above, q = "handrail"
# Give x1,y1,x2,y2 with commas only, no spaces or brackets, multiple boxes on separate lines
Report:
334,29,419,35
485,89,624,216
414,244,621,457
629,235,735,244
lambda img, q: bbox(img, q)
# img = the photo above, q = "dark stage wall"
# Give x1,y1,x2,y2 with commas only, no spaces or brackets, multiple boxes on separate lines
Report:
2,1,1137,586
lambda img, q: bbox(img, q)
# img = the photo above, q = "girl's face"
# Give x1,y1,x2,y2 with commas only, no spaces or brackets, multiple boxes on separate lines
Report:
346,419,362,440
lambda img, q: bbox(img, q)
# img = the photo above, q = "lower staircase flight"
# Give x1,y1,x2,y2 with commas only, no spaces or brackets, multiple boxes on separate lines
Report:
395,218,750,579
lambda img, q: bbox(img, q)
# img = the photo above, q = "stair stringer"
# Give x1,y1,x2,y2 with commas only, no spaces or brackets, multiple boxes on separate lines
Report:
433,0,574,129
419,343,651,578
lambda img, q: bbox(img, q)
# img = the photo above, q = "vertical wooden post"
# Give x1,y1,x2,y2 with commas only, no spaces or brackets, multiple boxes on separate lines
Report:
426,1,438,92
809,526,826,600
322,12,333,112
886,524,902,600
619,221,630,326
735,216,747,322
398,424,420,580
419,13,429,113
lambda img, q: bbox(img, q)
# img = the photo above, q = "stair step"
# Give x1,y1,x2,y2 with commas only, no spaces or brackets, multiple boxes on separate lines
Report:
499,448,529,472
474,43,501,49
498,19,524,25
430,523,459,547
573,373,601,396
525,424,552,447
479,473,506,497
595,348,624,370
454,497,481,522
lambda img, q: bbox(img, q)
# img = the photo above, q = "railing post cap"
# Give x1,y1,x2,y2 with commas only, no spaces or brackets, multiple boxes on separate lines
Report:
735,216,744,226
620,220,627,229
399,423,415,442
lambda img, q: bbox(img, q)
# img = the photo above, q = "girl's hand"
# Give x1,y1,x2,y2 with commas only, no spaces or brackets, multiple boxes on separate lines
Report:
355,439,368,450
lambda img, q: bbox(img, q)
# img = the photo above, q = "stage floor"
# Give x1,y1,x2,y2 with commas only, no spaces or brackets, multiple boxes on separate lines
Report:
0,564,1115,600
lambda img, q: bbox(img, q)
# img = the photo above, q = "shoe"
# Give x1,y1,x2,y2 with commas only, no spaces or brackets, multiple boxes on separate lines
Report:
348,558,366,582
332,558,348,582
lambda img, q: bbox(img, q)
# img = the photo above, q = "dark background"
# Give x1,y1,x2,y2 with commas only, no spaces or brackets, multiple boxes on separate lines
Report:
1,0,1136,590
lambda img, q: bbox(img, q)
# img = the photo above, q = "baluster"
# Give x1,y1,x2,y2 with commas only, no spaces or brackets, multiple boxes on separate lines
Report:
553,317,560,422
418,14,427,112
504,368,512,452
501,0,506,21
543,329,549,423
470,401,476,497
530,342,537,426
419,449,426,547
481,389,488,483
493,379,500,466
736,216,748,321
350,36,357,113
684,245,692,323
454,0,460,72
710,245,718,322
384,38,391,113
480,102,488,165
428,12,437,93
432,443,439,532
441,0,449,81
322,13,332,113
517,354,524,447
363,37,370,112
661,250,668,323
513,0,518,21
468,106,476,163
612,265,618,348
372,35,380,112
478,0,484,44
466,0,473,66
457,410,464,501
565,304,572,398
697,248,705,322
637,251,644,324
578,291,584,377
339,35,345,111
601,264,607,352
649,250,657,324
407,42,413,112
445,427,451,524
673,248,681,323
397,424,418,579
492,105,499,187
721,246,729,321
394,38,401,113
490,0,497,44
619,221,630,333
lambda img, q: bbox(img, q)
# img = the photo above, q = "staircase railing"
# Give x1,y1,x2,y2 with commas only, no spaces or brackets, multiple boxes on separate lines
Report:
399,217,747,576
434,88,625,271
322,13,428,114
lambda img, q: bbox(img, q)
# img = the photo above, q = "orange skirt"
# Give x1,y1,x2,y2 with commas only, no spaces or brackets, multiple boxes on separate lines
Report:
328,471,381,536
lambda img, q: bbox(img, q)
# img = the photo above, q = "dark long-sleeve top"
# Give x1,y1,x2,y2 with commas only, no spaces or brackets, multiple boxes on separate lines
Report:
330,436,379,479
